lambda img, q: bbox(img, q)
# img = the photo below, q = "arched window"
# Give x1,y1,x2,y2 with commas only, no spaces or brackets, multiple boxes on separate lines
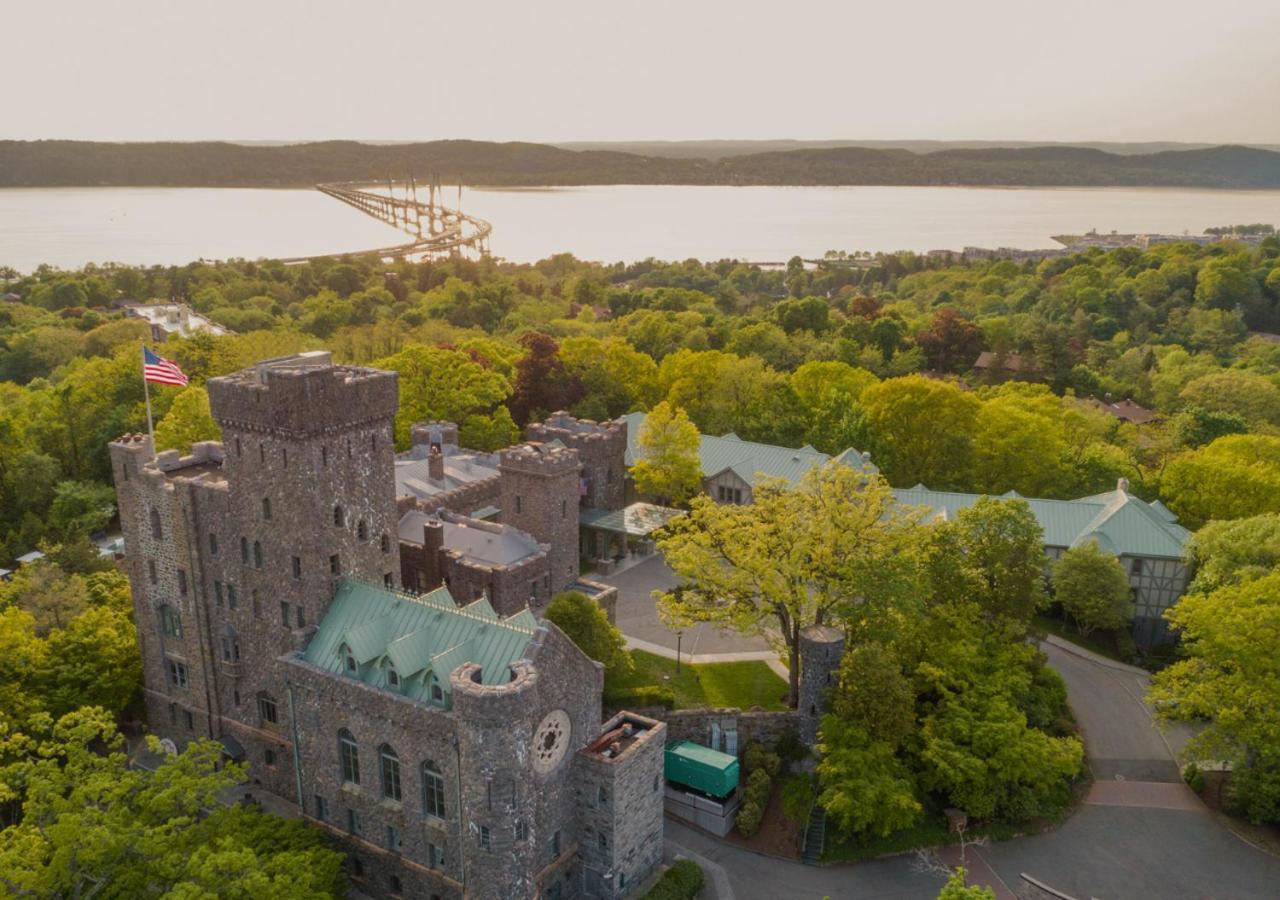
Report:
159,604,182,638
422,761,445,818
380,533,390,554
257,692,278,724
240,537,249,563
333,505,345,527
150,508,162,540
253,541,263,568
357,519,369,541
262,497,272,520
339,729,360,785
380,745,402,802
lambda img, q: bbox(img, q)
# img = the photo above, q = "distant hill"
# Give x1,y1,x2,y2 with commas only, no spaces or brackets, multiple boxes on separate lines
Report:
4,140,1280,189
554,139,1280,160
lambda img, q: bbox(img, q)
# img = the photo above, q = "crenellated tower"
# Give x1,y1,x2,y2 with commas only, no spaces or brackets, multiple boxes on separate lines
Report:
498,442,581,593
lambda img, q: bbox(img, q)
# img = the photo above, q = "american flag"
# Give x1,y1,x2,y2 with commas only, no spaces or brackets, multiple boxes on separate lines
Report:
143,347,189,387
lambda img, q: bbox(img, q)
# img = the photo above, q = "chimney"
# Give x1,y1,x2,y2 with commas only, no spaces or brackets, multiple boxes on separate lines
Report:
428,445,444,481
1104,392,1113,404
1117,477,1129,494
423,518,444,589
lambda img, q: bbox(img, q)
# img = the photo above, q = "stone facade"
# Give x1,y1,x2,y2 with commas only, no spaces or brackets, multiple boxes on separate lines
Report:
797,625,845,745
111,353,664,900
398,509,552,616
525,413,628,512
499,443,582,594
573,713,666,898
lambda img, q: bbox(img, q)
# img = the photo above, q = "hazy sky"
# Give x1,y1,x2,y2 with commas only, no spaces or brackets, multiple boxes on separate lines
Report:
5,0,1279,144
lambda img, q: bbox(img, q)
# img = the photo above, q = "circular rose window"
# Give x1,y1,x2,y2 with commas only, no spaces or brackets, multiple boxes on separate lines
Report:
532,709,571,774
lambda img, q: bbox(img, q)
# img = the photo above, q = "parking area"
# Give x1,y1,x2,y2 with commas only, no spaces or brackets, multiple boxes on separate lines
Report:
596,555,772,658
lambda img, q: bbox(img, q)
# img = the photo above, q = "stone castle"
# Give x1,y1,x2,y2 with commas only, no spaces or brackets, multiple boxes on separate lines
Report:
110,352,662,900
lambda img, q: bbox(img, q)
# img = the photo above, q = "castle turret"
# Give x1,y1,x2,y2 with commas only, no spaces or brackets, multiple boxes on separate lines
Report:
798,624,845,746
206,350,402,622
499,443,581,593
526,412,628,511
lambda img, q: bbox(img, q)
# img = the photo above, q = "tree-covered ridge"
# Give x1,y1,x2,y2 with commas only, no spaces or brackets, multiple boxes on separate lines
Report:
1,235,1278,565
5,139,1280,187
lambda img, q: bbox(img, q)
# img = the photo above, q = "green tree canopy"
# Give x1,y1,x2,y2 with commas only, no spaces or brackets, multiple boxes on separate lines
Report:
631,401,702,506
1161,434,1280,527
153,385,221,454
1052,541,1133,637
1151,572,1280,824
544,591,633,685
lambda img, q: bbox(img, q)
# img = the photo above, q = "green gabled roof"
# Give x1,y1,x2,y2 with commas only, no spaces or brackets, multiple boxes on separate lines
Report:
622,411,876,488
303,579,537,703
892,483,1190,561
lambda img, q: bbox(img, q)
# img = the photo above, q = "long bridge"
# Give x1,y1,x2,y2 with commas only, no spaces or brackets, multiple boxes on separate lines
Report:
285,179,492,262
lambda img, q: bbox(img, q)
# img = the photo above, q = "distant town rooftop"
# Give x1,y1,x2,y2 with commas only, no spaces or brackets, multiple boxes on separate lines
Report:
125,302,231,338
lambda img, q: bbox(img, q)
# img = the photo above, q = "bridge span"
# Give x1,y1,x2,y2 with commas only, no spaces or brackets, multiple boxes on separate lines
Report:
283,179,492,263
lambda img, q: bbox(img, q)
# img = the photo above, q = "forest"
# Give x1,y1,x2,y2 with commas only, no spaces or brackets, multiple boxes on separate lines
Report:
3,237,1279,568
5,139,1280,188
4,235,1280,885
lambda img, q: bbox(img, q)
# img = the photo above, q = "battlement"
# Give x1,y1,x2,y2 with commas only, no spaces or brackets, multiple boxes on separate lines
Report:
207,352,398,436
527,411,627,445
498,441,581,475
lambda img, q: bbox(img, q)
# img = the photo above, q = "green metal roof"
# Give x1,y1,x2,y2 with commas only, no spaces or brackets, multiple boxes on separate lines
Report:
892,483,1190,560
622,411,876,488
302,579,537,705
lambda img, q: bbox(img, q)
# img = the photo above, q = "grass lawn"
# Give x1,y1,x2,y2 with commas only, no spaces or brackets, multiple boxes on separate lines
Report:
821,808,1022,864
613,650,789,711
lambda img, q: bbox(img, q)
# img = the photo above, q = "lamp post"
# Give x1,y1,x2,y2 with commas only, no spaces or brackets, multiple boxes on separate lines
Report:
676,631,683,673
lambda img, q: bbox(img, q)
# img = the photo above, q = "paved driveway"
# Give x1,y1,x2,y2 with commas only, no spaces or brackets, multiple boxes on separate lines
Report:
600,556,770,656
1041,639,1191,782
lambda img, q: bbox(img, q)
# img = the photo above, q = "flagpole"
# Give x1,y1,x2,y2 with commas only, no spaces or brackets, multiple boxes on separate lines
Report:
142,344,157,461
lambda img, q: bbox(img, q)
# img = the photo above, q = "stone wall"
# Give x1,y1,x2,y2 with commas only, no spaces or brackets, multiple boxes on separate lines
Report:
628,708,801,755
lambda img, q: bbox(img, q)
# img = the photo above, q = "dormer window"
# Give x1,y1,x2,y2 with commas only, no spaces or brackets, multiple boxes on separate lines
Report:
430,678,444,703
342,644,357,673
387,664,400,688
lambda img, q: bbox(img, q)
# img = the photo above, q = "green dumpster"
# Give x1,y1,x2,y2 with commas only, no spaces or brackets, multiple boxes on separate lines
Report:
664,741,739,799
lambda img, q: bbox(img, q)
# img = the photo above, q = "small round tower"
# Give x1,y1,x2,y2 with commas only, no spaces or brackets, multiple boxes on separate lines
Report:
798,624,845,747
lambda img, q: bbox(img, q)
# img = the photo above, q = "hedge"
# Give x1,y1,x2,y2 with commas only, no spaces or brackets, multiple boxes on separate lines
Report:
643,858,705,899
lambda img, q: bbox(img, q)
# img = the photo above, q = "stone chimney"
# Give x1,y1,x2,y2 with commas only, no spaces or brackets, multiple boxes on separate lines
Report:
428,445,445,481
1117,477,1130,494
423,518,444,588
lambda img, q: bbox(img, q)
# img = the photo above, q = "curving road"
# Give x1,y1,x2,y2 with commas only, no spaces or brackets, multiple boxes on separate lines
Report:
662,636,1280,900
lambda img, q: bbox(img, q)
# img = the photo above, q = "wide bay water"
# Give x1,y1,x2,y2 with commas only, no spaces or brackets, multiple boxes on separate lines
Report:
3,184,1280,273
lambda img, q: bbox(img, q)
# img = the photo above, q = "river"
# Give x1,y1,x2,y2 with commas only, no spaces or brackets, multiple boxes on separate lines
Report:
3,184,1279,273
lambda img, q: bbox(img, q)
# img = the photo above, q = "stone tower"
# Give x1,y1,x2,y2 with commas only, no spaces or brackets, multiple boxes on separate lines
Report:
798,624,845,746
206,351,402,620
499,442,581,593
526,412,629,511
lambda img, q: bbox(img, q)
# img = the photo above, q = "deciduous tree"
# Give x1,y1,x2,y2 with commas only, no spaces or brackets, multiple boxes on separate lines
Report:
1052,542,1132,637
631,402,702,506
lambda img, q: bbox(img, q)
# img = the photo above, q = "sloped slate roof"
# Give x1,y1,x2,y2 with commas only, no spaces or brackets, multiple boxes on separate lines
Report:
622,411,875,488
302,579,536,703
892,483,1190,560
